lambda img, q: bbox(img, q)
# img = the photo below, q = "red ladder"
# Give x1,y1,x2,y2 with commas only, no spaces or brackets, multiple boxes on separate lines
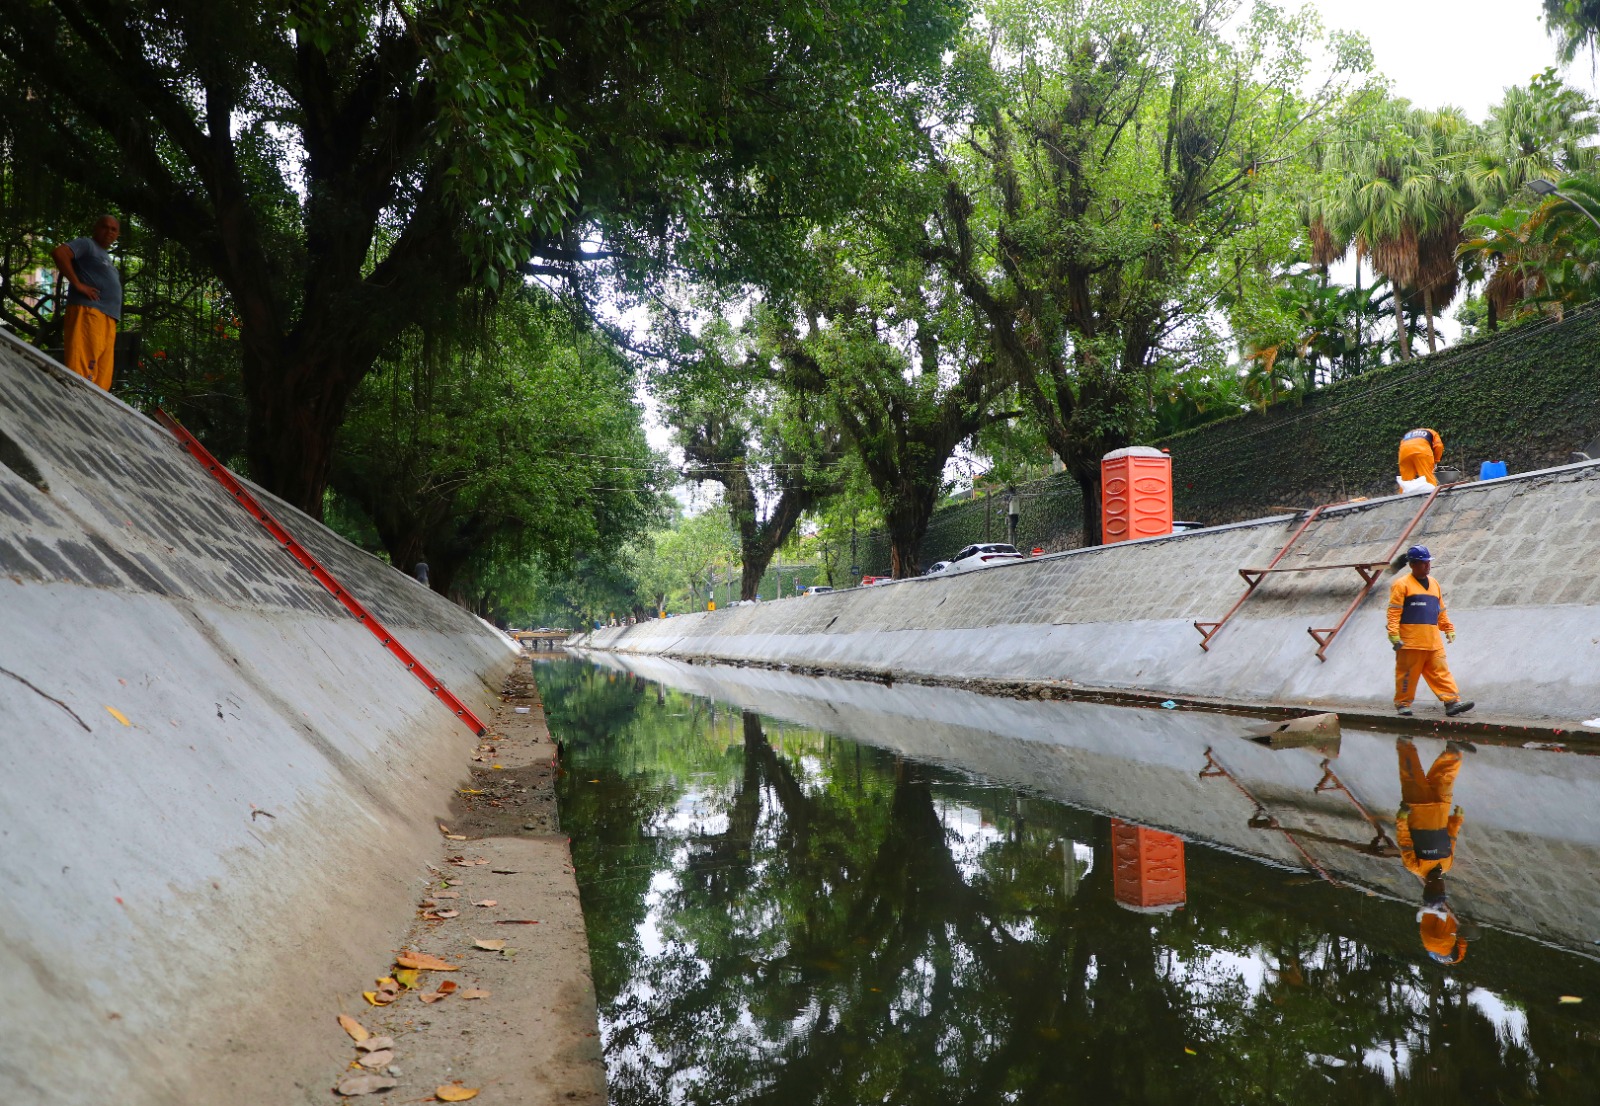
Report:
155,410,487,736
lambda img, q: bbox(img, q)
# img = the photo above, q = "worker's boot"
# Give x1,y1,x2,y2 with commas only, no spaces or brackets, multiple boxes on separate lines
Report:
1396,704,1414,716
1444,700,1475,718
1446,739,1478,754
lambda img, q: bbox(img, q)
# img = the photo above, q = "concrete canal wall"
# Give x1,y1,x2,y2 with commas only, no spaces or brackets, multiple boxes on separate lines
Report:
581,460,1600,727
596,654,1600,959
0,333,520,1104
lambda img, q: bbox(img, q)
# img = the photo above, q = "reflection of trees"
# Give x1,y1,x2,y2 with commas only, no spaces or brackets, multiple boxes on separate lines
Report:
541,661,1600,1106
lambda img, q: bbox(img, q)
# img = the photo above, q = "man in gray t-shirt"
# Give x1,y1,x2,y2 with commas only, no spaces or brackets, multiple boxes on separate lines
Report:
52,215,123,390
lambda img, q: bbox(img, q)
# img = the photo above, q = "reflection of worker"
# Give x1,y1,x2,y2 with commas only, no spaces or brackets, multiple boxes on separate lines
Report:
1398,428,1445,486
1396,737,1476,964
1387,545,1473,717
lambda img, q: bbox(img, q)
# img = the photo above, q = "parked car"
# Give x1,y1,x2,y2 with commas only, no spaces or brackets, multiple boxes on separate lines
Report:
860,575,892,586
802,585,834,596
942,543,1027,574
923,561,951,576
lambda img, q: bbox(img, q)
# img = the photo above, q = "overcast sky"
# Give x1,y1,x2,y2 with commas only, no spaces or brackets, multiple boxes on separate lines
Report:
1306,0,1591,120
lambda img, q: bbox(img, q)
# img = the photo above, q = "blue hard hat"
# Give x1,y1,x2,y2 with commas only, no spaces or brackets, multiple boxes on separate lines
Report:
1407,545,1431,562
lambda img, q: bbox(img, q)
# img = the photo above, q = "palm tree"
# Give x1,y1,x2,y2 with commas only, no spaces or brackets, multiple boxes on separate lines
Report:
1323,100,1480,358
1467,70,1599,209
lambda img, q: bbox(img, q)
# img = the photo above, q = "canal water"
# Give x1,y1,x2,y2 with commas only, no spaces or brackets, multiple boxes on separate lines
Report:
538,655,1600,1104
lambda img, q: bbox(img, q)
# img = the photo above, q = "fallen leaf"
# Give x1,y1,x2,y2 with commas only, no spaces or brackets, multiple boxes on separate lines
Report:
357,1049,394,1069
474,939,507,951
473,900,497,908
491,764,504,770
436,1087,480,1102
495,919,540,925
105,706,132,726
444,834,467,841
361,991,392,1007
459,788,485,795
396,952,459,971
1559,995,1583,1004
459,989,491,1000
434,891,461,900
418,991,450,1004
355,1036,394,1053
394,969,420,989
335,1072,398,1096
338,1015,370,1043
438,824,453,835
438,980,458,994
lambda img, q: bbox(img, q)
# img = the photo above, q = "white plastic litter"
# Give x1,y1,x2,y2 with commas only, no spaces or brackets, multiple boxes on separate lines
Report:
514,706,531,714
1396,475,1434,494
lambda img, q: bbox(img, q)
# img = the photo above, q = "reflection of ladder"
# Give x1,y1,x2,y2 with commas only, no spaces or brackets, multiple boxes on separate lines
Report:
1193,483,1453,660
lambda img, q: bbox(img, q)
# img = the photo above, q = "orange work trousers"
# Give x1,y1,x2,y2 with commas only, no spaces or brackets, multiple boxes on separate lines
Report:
1397,742,1461,810
1397,438,1438,485
1394,647,1459,707
63,304,116,390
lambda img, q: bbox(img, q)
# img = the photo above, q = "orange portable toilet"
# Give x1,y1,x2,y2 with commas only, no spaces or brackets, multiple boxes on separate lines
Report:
1101,446,1173,543
1110,818,1187,913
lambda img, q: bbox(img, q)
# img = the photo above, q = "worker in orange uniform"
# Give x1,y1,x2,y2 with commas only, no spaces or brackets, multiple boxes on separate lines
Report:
1387,545,1473,717
1395,736,1477,964
1397,427,1444,486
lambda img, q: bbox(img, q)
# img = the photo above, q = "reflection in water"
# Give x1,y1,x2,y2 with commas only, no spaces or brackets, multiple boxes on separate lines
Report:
1396,738,1474,966
538,658,1600,1105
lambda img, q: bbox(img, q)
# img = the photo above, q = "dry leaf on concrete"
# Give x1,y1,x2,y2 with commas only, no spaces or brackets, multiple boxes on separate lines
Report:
337,1015,370,1043
105,706,132,726
357,1049,394,1068
473,900,497,908
396,952,459,971
473,939,507,952
431,909,460,919
438,980,458,994
418,991,450,1004
459,989,491,1000
394,969,420,989
435,1087,480,1102
443,834,467,841
335,1072,398,1096
355,1036,394,1053
434,891,461,900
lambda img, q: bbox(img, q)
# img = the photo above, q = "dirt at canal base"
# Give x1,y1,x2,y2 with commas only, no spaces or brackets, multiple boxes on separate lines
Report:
316,658,605,1105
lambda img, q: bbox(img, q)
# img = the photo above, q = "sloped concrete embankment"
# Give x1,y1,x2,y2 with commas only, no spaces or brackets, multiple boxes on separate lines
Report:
0,333,521,1104
599,654,1600,960
582,462,1600,727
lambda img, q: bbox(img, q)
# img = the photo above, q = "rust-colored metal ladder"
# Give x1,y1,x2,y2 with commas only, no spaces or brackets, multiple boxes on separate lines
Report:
1193,483,1453,661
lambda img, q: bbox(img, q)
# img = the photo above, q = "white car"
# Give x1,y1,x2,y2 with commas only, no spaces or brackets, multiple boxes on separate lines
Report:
938,543,1028,575
923,561,950,576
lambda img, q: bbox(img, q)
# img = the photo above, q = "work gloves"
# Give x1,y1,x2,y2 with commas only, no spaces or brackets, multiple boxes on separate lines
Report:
1390,635,1403,652
1445,631,1456,644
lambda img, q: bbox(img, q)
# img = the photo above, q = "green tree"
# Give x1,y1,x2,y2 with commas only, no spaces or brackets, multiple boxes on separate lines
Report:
1542,0,1600,60
0,0,963,514
663,321,848,600
330,293,663,597
769,238,1018,577
926,0,1372,543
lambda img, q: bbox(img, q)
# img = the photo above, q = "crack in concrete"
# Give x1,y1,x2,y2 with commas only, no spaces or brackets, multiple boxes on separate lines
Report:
0,665,90,731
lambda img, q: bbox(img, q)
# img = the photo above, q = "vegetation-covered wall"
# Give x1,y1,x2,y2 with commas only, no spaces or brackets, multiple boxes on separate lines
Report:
857,305,1600,575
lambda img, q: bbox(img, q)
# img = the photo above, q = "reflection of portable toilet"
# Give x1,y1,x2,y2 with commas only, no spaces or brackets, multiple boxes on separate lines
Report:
1101,447,1173,544
1111,818,1187,914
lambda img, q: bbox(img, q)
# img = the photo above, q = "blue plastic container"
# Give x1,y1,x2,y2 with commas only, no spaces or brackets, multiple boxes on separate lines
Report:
1479,460,1508,481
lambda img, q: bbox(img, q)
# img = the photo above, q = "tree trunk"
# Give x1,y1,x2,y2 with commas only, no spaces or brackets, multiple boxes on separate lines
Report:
740,548,776,601
1423,288,1438,354
884,483,938,578
1075,466,1103,547
241,341,365,518
1393,292,1411,361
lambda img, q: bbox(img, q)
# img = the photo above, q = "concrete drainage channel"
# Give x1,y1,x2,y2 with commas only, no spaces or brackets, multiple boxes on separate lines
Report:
0,337,607,1103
